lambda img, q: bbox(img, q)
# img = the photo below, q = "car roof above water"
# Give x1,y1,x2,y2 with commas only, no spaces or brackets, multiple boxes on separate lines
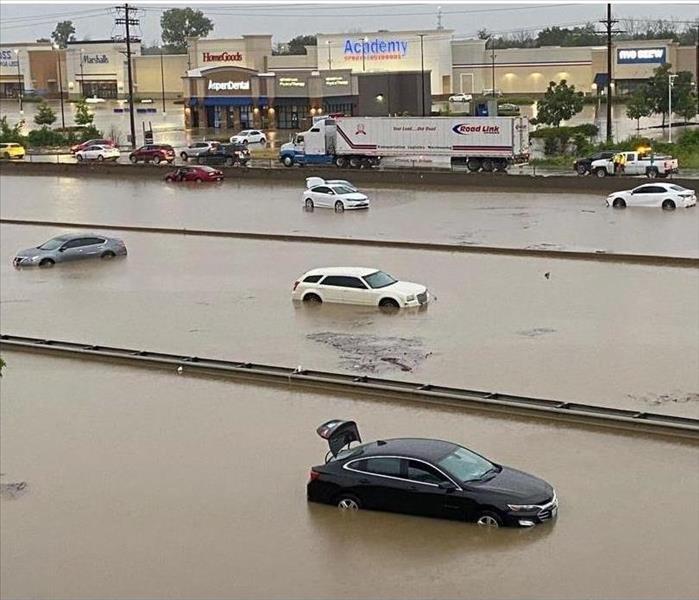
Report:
304,266,379,278
343,438,459,462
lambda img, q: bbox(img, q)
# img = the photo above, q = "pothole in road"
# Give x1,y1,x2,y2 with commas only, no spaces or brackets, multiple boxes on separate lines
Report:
307,332,431,374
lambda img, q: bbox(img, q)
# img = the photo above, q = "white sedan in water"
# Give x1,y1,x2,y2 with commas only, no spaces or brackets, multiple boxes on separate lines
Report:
75,144,120,162
607,183,697,210
292,267,430,309
302,182,370,212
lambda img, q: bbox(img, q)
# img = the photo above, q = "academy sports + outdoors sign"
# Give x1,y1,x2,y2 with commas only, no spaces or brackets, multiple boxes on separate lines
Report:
344,38,408,60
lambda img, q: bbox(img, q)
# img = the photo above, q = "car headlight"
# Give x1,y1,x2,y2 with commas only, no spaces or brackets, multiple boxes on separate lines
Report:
507,504,539,512
405,294,415,302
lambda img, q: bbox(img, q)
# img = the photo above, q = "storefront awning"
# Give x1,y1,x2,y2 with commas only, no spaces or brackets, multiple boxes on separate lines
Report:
593,72,609,87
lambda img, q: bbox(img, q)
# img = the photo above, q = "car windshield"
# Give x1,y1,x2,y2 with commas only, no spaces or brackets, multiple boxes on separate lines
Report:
331,185,355,195
38,237,65,250
437,446,496,482
363,271,397,289
200,166,216,172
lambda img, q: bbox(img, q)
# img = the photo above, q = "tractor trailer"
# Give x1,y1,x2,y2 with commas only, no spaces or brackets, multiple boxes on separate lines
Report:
279,116,530,172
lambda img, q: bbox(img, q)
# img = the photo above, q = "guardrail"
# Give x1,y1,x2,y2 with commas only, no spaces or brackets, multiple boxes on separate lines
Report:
2,334,697,439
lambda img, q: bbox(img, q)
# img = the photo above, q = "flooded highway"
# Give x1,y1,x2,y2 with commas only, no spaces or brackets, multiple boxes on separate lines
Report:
2,224,697,418
1,352,698,599
2,174,698,257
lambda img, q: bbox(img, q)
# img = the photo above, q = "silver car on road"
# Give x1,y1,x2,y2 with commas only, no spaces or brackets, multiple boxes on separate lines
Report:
13,234,127,268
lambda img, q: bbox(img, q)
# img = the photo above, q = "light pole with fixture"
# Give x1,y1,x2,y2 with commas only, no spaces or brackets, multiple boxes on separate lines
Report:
668,73,677,143
80,48,85,97
53,44,66,129
362,36,368,72
14,49,23,114
326,41,332,70
160,47,166,116
418,33,426,116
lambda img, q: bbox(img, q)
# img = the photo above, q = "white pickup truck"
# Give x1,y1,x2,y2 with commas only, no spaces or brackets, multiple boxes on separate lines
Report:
591,151,679,178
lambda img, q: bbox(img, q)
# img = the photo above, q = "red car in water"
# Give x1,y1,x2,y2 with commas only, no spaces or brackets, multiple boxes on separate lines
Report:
70,138,115,154
164,165,224,183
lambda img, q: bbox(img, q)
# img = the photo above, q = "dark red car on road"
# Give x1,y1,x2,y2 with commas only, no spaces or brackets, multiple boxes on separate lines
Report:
70,138,114,154
164,165,224,183
129,144,176,164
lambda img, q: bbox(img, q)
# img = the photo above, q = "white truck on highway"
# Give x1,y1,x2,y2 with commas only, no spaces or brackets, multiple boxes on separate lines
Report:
279,115,530,172
590,150,679,178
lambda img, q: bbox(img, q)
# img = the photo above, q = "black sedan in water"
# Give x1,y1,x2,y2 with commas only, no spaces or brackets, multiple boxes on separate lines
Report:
307,420,558,528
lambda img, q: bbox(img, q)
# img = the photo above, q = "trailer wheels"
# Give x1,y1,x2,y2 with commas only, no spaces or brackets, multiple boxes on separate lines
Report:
495,159,508,172
481,158,495,172
466,158,482,172
349,157,361,169
335,157,347,168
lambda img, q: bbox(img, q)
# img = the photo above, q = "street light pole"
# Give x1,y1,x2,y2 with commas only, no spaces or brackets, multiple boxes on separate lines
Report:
80,49,85,97
668,73,677,143
327,41,332,70
160,47,166,115
53,44,66,130
362,36,368,72
419,33,426,116
14,49,23,114
489,38,496,96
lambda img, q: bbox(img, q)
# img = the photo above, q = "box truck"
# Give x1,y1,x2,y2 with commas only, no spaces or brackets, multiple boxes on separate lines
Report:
279,116,530,172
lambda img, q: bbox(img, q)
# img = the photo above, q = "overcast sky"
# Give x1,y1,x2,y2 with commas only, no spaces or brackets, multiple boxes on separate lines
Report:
1,2,697,46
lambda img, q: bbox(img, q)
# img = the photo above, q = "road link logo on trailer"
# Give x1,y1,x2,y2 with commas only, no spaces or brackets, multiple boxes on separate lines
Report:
452,124,501,135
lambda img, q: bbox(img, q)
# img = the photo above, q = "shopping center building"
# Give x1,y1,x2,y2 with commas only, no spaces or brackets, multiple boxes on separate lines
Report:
2,29,696,130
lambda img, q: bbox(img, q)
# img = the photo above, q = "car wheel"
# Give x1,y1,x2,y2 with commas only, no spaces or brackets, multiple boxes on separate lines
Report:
379,298,400,310
153,155,161,165
335,156,347,168
2,152,10,159
76,154,84,162
180,152,188,161
576,163,588,175
165,176,174,182
129,155,138,163
197,157,203,165
595,168,607,178
260,137,266,145
303,293,322,304
304,198,314,210
481,158,494,172
612,198,626,209
334,200,345,212
662,199,676,210
39,258,55,268
646,168,658,179
336,494,361,511
282,155,294,168
101,250,115,259
243,139,248,145
225,157,234,167
476,511,503,528
466,158,482,172
194,177,203,183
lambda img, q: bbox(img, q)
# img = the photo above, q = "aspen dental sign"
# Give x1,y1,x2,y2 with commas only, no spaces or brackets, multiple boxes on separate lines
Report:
617,48,666,64
344,38,408,61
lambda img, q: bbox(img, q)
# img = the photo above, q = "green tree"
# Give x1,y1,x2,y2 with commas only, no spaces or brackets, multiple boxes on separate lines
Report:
74,99,94,126
671,71,698,124
34,101,57,127
287,35,317,55
536,79,584,127
626,88,653,132
51,20,75,48
160,8,213,53
0,116,25,143
647,63,673,128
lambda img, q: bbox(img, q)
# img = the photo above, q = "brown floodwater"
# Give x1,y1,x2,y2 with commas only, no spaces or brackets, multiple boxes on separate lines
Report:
1,352,698,599
2,174,699,257
2,224,697,418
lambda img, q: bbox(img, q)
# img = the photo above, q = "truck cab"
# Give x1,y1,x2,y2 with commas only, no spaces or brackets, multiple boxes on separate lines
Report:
279,119,336,167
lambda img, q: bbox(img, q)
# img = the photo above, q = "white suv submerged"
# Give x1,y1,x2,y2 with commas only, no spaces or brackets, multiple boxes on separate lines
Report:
292,267,430,309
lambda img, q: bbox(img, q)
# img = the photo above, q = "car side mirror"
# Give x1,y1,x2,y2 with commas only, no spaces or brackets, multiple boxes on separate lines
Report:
438,481,457,492
58,247,65,252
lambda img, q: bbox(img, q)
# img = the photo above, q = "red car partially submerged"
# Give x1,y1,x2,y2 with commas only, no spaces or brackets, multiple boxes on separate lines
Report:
164,165,224,183
70,138,115,154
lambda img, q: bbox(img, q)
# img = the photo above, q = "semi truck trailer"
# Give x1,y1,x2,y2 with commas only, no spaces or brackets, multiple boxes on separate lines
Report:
279,116,530,172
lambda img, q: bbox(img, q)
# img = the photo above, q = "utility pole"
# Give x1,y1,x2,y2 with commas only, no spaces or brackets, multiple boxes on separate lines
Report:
599,3,621,143
419,33,426,116
53,44,65,130
668,74,677,143
115,4,139,149
160,47,166,116
489,38,496,96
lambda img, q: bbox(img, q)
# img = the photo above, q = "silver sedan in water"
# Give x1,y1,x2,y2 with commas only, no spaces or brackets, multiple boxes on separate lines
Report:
13,234,127,268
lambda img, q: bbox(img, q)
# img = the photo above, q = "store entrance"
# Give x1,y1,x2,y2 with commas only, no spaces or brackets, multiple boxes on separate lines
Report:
82,81,118,99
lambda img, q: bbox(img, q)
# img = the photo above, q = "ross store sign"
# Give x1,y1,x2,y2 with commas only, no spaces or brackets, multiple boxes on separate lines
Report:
203,51,243,63
279,77,305,88
0,49,19,68
617,48,666,64
83,54,109,64
343,38,408,61
208,80,250,91
324,75,349,87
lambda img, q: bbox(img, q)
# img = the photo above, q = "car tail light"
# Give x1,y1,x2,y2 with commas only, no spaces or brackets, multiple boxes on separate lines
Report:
293,281,300,291
309,469,320,481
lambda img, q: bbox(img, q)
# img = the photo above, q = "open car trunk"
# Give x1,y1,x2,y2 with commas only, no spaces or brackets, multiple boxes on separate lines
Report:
316,419,362,459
